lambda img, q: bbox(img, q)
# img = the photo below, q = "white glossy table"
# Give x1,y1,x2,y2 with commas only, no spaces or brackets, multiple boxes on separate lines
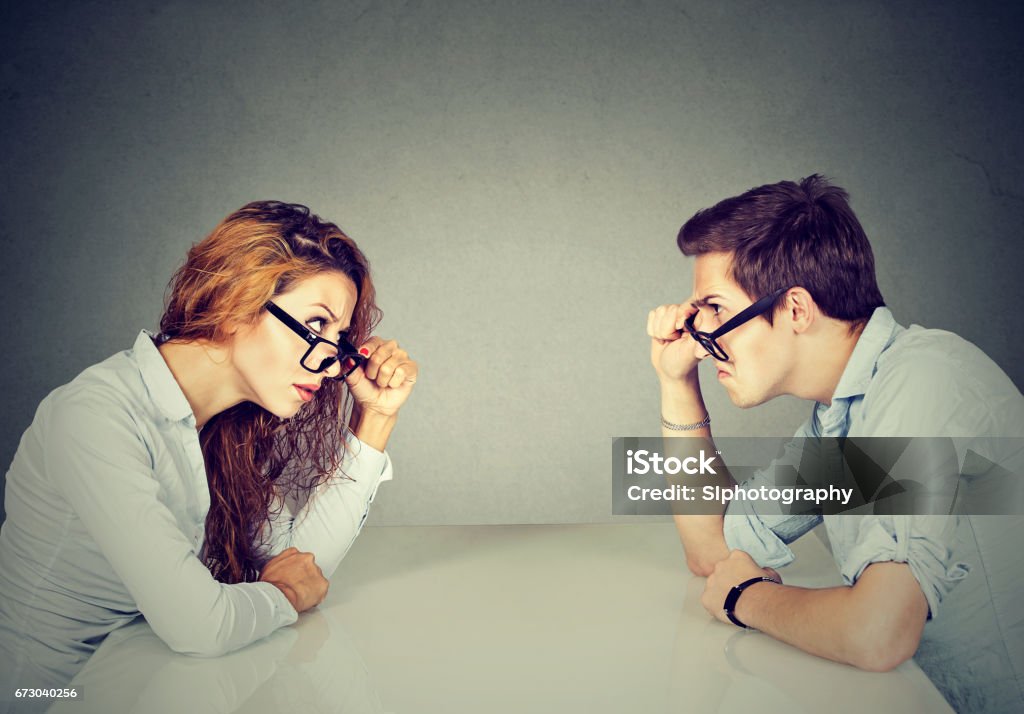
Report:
53,524,952,713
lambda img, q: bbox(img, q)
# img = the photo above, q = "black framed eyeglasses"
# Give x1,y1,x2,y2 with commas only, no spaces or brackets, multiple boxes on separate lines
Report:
684,287,790,361
264,301,366,379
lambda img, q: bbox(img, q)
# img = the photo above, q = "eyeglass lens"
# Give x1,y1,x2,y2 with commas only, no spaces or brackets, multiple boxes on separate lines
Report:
301,342,364,379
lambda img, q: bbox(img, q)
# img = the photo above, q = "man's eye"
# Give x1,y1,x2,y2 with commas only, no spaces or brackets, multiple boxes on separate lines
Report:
307,317,327,334
708,303,722,316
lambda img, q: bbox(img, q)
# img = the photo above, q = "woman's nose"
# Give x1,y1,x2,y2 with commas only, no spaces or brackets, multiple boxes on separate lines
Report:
323,354,343,380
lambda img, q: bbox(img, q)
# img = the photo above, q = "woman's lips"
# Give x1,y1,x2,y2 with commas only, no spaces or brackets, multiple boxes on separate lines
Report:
717,369,730,379
293,385,318,402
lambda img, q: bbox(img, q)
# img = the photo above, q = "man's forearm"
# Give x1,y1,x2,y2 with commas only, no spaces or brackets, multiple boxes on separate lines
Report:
732,580,863,664
673,514,729,576
730,562,927,671
659,376,708,434
660,377,732,574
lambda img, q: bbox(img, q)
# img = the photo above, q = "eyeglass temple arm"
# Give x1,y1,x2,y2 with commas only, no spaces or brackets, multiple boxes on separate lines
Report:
265,302,320,345
707,288,789,339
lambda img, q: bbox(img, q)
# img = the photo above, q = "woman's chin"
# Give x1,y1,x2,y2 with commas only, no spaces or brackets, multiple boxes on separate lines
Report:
283,403,306,418
252,389,316,420
259,399,303,420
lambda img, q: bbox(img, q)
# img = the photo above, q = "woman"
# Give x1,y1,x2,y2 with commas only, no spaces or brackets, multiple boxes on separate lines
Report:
0,201,417,705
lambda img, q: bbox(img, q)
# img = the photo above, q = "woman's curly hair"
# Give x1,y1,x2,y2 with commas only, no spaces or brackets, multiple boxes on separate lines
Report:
159,201,381,583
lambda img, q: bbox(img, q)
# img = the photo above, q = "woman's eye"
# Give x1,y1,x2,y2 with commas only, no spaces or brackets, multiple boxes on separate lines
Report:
708,303,722,316
307,318,327,334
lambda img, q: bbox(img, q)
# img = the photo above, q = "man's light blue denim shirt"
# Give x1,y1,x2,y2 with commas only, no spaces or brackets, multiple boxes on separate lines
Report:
724,307,1024,713
0,330,392,701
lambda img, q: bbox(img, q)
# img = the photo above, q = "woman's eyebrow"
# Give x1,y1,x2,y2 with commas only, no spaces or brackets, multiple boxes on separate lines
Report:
311,302,339,322
310,302,353,334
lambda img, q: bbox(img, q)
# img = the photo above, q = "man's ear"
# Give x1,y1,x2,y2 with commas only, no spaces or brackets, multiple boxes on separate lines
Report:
784,288,816,334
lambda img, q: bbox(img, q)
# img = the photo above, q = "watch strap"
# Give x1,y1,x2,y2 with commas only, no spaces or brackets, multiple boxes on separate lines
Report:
724,576,779,629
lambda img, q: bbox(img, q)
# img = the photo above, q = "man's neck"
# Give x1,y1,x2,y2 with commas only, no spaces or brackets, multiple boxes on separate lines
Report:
789,321,866,406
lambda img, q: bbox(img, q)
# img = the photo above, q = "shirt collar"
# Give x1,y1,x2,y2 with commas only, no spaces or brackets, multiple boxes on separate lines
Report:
134,330,197,425
830,306,902,401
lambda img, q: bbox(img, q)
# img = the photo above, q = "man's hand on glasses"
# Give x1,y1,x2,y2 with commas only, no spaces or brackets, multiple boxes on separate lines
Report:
647,303,702,384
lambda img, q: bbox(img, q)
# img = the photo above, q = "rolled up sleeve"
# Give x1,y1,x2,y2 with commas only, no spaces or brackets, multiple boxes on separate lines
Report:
838,515,970,619
724,509,820,569
723,433,823,569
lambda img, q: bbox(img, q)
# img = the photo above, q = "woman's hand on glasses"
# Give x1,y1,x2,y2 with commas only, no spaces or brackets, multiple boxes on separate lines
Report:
647,303,702,384
343,337,419,417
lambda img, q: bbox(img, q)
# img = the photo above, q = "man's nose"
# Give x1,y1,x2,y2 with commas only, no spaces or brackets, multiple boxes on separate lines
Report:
692,336,711,362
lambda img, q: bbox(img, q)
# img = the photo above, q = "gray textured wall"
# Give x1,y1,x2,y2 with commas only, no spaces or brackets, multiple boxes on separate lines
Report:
2,0,1022,525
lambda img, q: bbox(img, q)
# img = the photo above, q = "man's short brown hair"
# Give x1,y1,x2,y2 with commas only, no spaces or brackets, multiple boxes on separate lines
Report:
678,175,885,326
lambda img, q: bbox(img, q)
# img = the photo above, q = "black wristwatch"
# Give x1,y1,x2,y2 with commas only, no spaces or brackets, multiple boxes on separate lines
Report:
723,576,779,629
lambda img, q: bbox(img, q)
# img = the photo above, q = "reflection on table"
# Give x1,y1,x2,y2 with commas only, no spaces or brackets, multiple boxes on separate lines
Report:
50,606,381,714
56,523,952,713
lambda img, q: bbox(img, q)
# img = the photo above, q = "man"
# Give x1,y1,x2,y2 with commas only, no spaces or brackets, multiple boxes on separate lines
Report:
646,175,1023,713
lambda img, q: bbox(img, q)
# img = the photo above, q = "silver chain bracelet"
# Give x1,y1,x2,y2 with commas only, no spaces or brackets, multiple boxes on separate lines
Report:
661,413,711,431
